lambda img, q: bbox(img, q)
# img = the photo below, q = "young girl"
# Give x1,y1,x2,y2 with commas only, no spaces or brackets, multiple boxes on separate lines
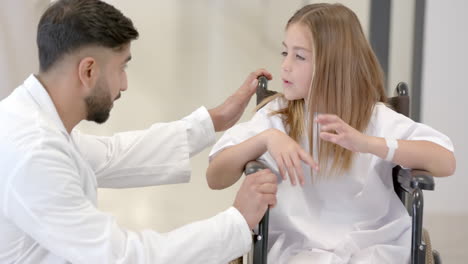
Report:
207,3,455,264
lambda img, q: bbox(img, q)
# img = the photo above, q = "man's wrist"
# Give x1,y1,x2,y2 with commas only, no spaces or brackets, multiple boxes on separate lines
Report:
183,106,217,156
208,107,222,132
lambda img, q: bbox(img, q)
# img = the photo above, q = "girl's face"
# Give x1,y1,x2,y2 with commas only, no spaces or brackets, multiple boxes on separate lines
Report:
281,23,314,101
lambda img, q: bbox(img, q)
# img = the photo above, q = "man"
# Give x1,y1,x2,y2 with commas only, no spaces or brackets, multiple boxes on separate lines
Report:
0,0,277,263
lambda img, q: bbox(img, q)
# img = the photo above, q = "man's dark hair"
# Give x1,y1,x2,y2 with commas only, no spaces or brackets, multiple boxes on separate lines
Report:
37,0,139,72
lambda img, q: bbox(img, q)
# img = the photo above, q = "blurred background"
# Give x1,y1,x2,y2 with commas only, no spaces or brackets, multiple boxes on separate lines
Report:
1,0,466,262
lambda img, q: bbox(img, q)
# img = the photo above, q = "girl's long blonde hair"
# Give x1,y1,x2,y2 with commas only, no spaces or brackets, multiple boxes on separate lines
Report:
263,3,387,178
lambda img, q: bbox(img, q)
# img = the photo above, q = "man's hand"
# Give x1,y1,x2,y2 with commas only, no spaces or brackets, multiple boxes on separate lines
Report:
209,69,272,132
233,169,277,229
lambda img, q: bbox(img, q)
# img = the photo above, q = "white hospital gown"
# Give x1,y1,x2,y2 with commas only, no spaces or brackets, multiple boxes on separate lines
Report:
209,97,454,264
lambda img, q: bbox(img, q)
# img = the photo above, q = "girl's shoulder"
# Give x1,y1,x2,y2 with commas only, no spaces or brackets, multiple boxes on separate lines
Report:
371,102,453,151
257,95,288,116
372,102,409,121
366,102,415,136
249,95,287,130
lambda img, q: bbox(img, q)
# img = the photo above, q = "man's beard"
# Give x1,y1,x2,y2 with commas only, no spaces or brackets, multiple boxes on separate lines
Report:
85,79,113,124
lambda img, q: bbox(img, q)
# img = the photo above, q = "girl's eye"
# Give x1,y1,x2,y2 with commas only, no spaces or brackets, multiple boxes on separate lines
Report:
296,54,305,60
281,51,288,57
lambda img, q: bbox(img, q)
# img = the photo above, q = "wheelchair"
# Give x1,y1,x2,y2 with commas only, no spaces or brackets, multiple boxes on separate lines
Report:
229,80,441,264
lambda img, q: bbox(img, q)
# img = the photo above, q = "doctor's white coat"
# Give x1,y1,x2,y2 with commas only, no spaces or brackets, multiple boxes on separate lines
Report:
0,75,251,263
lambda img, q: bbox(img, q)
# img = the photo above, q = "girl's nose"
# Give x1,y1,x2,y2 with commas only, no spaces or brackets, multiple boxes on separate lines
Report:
281,57,292,72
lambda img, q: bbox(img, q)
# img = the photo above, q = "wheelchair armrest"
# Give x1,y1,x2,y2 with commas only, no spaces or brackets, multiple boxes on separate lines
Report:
397,167,435,191
245,161,268,175
410,170,435,190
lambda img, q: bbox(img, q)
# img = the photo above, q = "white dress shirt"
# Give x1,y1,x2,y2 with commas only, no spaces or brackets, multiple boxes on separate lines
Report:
0,74,251,264
210,97,454,264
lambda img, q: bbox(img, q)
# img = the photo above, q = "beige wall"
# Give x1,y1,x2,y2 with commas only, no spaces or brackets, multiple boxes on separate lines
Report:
2,1,466,260
388,0,415,95
0,0,50,98
9,0,456,232
0,0,404,233
421,0,468,214
82,0,373,232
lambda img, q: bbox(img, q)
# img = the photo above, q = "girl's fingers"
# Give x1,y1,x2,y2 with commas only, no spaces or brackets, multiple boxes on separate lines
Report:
320,132,340,144
291,152,305,185
299,149,318,170
317,114,340,122
275,154,287,180
321,123,341,133
283,154,297,186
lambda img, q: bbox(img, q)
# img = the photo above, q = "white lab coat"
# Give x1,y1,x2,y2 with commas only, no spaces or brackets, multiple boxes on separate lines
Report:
0,75,252,264
210,97,454,264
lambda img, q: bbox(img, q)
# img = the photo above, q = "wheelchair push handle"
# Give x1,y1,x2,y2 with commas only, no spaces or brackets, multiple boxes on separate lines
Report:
256,75,277,105
244,160,270,264
257,76,268,91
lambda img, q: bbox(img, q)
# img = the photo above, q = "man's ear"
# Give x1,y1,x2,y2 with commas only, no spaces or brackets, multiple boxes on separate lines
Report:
77,57,100,96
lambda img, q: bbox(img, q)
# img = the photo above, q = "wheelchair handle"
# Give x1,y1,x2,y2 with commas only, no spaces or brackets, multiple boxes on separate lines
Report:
244,160,269,264
257,76,268,91
245,161,268,175
256,76,277,105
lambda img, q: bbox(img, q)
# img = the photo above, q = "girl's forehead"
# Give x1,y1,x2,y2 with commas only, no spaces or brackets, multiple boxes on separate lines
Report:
284,23,313,50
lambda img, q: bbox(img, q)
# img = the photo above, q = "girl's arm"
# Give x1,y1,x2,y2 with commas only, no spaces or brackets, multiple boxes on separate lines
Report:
207,128,317,189
317,114,456,177
364,138,455,176
207,131,268,189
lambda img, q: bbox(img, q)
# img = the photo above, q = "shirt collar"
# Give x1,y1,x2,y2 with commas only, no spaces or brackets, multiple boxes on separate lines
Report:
23,74,69,136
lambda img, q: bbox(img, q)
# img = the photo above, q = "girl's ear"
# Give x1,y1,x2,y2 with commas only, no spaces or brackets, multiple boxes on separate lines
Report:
77,57,100,96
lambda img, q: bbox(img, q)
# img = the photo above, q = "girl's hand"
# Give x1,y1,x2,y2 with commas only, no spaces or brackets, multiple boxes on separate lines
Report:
316,114,370,153
264,129,318,185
